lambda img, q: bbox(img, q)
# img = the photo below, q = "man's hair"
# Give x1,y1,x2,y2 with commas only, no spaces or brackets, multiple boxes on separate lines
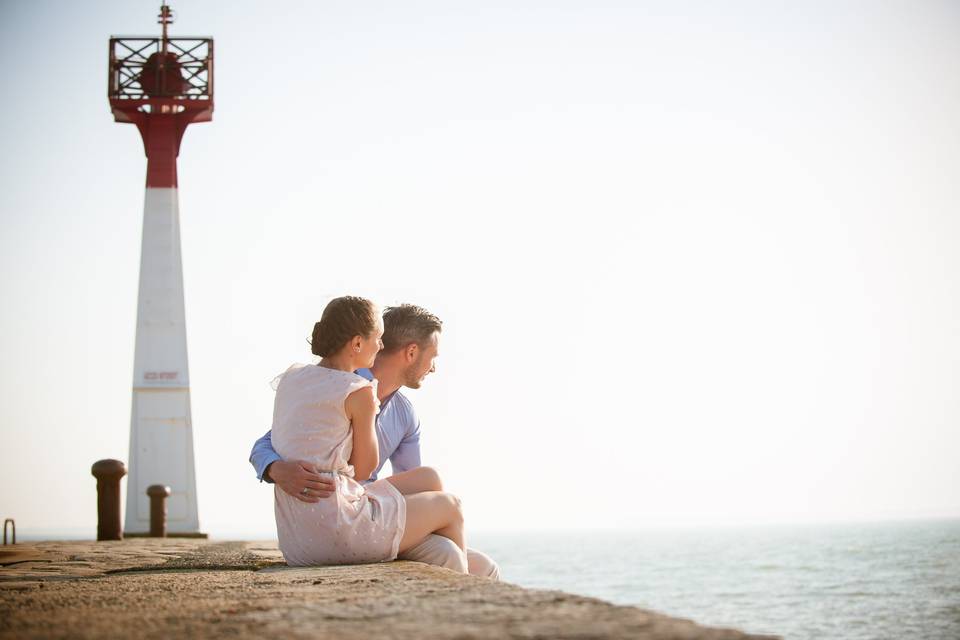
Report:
310,296,379,357
381,304,442,354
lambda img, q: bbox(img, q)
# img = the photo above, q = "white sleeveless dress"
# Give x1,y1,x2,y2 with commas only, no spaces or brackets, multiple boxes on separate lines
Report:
271,364,407,566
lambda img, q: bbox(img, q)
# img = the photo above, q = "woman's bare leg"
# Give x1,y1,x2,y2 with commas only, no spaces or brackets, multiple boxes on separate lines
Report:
397,491,465,554
387,468,466,558
386,466,442,495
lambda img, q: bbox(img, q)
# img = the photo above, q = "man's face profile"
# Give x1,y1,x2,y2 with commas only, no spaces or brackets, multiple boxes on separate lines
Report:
403,331,440,389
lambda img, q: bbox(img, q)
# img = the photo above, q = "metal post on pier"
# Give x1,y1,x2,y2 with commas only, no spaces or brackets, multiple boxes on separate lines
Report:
147,485,172,537
91,459,127,541
2,519,14,545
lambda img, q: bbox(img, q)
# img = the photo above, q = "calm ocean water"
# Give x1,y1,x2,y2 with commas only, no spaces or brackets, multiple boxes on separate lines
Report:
471,520,960,639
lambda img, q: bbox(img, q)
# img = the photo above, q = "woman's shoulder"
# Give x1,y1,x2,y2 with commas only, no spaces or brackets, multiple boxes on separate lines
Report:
273,363,372,392
270,362,313,390
312,365,371,387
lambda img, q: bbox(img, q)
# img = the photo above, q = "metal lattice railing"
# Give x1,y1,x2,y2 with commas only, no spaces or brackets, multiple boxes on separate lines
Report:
109,37,213,100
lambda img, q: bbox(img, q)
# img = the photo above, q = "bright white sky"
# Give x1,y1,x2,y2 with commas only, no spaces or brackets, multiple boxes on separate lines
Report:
1,1,958,538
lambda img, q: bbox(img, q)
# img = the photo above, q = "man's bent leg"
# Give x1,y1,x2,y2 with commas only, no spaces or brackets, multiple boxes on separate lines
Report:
398,534,467,573
467,547,501,581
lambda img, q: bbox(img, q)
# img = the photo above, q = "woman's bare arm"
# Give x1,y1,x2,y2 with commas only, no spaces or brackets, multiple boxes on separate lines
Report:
345,386,379,481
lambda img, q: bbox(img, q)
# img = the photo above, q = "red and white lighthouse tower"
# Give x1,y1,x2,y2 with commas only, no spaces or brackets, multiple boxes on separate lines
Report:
108,4,213,535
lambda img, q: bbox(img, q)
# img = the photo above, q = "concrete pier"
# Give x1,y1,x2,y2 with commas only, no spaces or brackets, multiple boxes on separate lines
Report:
0,539,778,639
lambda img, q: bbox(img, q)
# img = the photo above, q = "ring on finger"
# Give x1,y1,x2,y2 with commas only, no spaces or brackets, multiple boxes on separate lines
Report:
301,487,309,496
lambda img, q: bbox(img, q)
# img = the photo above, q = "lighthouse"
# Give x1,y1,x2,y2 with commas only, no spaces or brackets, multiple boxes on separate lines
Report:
108,4,212,535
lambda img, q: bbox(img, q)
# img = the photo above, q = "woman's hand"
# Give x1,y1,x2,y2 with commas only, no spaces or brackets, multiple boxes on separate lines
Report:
266,460,335,503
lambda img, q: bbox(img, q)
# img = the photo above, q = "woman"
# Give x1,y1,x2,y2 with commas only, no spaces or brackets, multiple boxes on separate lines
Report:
271,295,466,567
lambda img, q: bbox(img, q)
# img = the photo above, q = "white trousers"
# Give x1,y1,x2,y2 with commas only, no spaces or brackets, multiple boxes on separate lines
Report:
398,534,501,580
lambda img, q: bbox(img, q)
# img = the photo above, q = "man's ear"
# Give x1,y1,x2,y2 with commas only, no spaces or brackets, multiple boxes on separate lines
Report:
405,343,420,362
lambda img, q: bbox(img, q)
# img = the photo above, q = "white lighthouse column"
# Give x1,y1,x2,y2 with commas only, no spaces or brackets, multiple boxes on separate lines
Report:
124,187,201,535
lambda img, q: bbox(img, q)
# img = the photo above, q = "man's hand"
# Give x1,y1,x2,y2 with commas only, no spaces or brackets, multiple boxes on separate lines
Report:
266,460,335,503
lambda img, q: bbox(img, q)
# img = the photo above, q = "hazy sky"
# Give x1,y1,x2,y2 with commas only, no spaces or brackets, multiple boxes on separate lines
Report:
1,0,958,537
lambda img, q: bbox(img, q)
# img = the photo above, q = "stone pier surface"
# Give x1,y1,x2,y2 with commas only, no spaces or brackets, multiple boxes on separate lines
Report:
0,540,779,639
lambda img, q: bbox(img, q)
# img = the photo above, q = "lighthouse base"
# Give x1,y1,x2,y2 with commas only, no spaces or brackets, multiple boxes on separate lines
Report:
124,387,202,536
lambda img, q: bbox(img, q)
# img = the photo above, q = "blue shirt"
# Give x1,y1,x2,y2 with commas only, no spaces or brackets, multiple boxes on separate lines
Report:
249,368,422,483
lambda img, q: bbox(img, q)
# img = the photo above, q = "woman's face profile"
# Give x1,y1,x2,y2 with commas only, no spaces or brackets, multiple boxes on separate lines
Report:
357,316,385,367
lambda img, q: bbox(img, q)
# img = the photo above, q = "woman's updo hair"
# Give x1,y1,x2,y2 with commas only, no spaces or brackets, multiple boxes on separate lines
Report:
310,296,379,357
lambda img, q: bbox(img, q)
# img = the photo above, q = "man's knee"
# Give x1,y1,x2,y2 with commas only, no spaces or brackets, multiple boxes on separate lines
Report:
398,534,467,573
418,466,443,491
440,492,464,524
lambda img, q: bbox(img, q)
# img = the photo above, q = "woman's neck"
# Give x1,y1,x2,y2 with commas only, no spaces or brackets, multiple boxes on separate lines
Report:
318,353,355,373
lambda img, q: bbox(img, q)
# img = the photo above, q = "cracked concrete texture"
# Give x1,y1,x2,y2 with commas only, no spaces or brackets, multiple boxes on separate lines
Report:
0,540,780,639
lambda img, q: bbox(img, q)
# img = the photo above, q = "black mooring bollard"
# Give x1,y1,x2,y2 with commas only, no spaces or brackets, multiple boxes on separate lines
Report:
91,459,126,541
147,485,172,537
2,519,14,545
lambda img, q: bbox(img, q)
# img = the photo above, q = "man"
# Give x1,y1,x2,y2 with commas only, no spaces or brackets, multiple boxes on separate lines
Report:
250,303,500,579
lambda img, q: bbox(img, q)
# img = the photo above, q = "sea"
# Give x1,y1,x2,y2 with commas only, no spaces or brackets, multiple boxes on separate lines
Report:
17,519,960,639
471,519,960,640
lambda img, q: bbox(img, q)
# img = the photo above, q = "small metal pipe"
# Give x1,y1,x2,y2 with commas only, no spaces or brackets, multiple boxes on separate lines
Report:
147,485,172,537
91,460,127,541
2,519,14,545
